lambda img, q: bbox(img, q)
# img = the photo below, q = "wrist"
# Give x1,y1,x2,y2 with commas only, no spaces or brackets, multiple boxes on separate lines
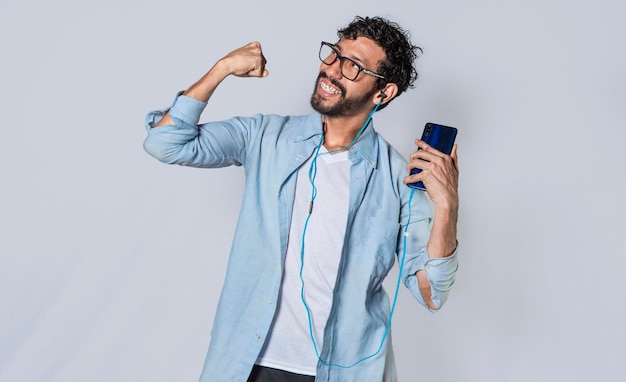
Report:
428,202,458,259
213,58,234,77
433,200,458,225
183,62,230,103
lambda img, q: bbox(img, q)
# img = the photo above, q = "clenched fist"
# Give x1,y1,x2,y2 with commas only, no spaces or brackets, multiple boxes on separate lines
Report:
220,41,269,78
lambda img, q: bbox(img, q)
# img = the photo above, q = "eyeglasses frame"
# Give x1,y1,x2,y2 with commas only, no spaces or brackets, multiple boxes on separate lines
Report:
319,41,386,81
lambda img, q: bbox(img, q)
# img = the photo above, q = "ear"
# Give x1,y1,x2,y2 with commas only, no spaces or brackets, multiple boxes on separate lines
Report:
372,83,399,106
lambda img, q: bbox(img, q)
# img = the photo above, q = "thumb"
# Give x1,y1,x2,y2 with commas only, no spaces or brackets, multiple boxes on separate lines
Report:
450,144,458,170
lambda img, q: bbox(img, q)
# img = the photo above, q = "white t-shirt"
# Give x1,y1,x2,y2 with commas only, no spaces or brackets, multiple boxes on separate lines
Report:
256,147,351,375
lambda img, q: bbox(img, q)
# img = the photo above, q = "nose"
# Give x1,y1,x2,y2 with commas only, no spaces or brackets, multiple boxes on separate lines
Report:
324,57,343,80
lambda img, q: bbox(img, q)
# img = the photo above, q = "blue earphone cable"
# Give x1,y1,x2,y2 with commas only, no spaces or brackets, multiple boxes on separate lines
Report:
298,98,417,368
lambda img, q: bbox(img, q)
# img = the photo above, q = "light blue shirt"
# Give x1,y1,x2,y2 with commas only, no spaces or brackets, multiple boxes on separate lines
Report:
143,94,458,382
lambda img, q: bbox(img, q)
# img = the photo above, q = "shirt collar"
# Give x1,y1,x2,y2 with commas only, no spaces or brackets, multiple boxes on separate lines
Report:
295,112,379,169
292,113,324,143
347,119,379,169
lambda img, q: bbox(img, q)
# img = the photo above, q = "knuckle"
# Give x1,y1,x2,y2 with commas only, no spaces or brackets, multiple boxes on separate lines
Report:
432,156,444,167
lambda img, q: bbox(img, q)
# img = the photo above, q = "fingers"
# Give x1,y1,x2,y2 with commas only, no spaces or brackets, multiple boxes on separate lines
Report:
224,41,270,78
450,144,458,170
405,140,459,193
248,42,268,77
259,56,269,77
407,140,441,173
410,139,458,167
414,139,447,158
244,41,269,78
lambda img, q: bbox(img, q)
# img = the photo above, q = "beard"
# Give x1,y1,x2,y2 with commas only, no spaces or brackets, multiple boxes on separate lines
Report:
310,72,378,117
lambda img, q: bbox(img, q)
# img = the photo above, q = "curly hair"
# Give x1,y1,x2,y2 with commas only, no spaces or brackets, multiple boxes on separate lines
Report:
337,16,421,109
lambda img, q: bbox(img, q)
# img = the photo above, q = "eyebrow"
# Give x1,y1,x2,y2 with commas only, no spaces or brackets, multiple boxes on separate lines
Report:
334,41,368,67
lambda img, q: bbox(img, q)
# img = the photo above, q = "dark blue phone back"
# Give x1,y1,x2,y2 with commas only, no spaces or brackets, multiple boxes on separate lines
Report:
408,122,458,190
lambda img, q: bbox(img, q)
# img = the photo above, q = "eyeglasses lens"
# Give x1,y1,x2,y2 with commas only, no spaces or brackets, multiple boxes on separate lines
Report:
319,44,336,65
319,43,360,81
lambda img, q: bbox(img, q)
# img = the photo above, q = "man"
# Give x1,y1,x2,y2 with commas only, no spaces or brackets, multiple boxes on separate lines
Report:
144,16,458,382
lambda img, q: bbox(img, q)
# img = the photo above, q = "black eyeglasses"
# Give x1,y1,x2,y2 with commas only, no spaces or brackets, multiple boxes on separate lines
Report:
318,41,386,81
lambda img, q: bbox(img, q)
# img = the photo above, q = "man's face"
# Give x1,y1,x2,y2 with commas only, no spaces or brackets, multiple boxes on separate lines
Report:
310,37,386,117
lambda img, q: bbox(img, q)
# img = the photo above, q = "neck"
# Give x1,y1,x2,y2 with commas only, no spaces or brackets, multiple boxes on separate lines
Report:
322,113,370,152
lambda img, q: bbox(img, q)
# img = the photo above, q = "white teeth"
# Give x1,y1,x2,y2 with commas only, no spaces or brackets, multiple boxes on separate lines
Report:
320,81,341,95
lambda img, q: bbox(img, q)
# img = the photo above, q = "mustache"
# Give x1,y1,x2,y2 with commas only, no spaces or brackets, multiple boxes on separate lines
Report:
318,72,346,95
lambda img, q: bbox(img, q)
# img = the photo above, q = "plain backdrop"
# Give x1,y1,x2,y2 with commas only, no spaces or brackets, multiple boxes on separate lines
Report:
1,1,625,381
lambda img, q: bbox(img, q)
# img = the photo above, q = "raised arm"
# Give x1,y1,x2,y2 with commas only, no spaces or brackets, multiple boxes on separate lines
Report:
404,141,459,309
153,41,269,128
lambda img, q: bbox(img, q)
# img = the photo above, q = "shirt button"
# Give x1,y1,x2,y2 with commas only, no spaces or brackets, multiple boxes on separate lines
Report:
425,264,431,270
268,299,274,304
295,155,301,161
295,136,303,141
256,334,261,340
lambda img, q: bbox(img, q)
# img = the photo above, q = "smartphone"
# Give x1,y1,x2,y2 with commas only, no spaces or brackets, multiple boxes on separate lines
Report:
407,122,458,191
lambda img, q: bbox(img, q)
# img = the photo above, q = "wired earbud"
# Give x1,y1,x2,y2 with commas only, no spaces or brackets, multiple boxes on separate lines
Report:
378,91,387,99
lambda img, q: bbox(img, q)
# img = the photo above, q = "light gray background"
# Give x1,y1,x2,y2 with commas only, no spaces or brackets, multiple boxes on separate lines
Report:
1,0,624,381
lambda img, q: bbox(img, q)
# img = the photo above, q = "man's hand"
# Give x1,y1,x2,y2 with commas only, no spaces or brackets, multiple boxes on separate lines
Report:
220,41,269,78
405,139,458,260
404,139,459,210
406,140,459,309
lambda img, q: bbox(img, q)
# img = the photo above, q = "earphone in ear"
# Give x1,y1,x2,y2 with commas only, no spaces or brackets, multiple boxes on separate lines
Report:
378,91,387,99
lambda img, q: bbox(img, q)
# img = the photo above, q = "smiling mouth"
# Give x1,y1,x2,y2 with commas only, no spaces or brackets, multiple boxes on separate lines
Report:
319,77,343,95
320,81,342,95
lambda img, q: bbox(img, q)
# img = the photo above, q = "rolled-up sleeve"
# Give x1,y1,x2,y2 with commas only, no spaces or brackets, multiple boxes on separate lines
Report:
413,250,458,311
145,92,206,131
399,190,459,312
143,94,259,168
